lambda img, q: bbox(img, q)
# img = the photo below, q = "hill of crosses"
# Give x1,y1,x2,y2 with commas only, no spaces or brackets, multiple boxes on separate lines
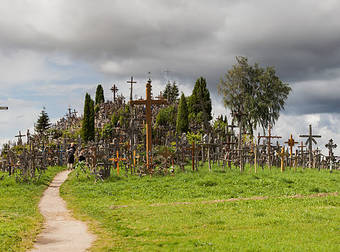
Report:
0,75,338,182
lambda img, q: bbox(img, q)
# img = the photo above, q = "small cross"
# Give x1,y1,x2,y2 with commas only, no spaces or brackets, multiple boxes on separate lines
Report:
258,125,282,169
299,125,321,168
15,130,26,145
284,134,298,166
325,139,337,159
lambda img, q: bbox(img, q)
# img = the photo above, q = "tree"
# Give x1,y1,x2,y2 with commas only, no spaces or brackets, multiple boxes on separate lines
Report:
95,84,105,105
155,105,177,129
163,81,179,103
35,108,51,135
176,93,189,134
82,93,95,142
218,56,291,134
188,77,212,130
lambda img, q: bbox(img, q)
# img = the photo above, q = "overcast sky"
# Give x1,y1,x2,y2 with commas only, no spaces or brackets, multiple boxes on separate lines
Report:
1,0,340,155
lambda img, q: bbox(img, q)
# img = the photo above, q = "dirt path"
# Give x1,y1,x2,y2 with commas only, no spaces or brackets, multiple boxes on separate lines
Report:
31,170,95,252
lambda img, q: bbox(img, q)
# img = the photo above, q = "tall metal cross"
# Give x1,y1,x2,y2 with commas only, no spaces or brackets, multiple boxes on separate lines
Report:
258,125,282,169
130,79,167,171
127,76,137,101
299,124,321,168
110,84,119,102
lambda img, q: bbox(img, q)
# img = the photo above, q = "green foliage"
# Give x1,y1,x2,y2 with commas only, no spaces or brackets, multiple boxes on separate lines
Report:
155,105,177,129
176,93,189,134
187,132,202,144
188,77,212,129
0,166,65,251
163,81,179,103
82,93,95,143
61,166,340,251
95,84,105,105
218,56,291,133
35,108,51,135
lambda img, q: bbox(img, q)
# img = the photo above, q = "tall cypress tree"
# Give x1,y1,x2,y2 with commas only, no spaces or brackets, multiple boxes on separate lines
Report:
35,108,51,135
82,93,95,142
176,93,189,134
95,84,105,105
188,77,212,128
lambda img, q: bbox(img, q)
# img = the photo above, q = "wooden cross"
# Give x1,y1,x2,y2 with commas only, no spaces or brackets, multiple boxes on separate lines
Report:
284,134,298,167
277,147,289,172
258,125,281,169
109,150,126,176
130,79,167,171
15,131,26,145
110,84,119,102
299,124,321,168
127,76,137,101
298,141,307,168
325,139,337,172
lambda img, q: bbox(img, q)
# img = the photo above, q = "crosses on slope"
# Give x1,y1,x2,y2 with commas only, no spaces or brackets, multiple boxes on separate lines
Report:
299,124,321,168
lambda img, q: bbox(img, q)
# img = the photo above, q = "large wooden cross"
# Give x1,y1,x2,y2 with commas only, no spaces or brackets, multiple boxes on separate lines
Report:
284,134,298,167
130,79,167,170
127,76,137,101
299,124,321,168
258,125,281,169
110,84,119,102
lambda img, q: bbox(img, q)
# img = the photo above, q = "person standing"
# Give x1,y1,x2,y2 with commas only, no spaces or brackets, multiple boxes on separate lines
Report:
67,143,76,169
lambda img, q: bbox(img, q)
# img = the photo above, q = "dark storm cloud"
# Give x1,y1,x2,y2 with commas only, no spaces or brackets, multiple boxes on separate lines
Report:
1,0,340,115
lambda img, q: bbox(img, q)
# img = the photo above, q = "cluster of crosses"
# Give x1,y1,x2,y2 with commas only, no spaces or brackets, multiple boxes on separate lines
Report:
1,79,339,181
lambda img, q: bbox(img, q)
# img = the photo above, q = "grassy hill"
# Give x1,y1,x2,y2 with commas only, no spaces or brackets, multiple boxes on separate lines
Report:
61,164,340,251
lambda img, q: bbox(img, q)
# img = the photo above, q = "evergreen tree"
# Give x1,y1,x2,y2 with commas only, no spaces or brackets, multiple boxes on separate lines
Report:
95,84,105,105
82,93,95,142
163,81,179,103
188,77,212,129
35,108,51,135
176,93,189,134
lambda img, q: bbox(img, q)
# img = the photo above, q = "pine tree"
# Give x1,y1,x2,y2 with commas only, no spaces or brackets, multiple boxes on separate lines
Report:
35,108,51,135
95,84,105,105
82,93,95,142
176,93,189,134
188,77,212,129
163,81,179,103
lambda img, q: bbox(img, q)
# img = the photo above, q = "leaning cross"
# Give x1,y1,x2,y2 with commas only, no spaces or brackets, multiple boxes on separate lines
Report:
299,125,321,168
130,79,167,171
258,125,281,169
110,84,119,102
284,134,298,167
127,76,137,102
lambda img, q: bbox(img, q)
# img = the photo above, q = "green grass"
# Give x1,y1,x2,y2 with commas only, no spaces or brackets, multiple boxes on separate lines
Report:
0,166,65,252
61,164,340,251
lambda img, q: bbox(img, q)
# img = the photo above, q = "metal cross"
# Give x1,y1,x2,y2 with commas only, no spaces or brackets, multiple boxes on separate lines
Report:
127,76,137,102
325,138,337,160
299,124,321,168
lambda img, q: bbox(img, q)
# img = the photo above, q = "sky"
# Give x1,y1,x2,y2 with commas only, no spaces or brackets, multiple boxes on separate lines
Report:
1,0,340,155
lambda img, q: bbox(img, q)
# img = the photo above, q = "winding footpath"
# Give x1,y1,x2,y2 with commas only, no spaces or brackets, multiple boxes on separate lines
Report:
31,170,95,252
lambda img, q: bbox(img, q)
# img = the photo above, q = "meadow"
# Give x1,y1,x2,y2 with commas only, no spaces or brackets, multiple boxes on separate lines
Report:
0,166,65,252
61,164,340,251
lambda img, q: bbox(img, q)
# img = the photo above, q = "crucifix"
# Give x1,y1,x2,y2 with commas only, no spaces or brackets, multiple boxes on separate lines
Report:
15,131,26,146
127,76,137,102
110,84,119,102
258,125,282,170
130,79,167,171
325,138,337,173
284,134,298,167
299,125,321,168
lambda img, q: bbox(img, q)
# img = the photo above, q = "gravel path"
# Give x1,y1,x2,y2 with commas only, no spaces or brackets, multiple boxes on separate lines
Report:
31,170,95,252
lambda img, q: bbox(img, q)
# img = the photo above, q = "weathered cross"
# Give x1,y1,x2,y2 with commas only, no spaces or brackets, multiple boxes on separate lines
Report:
258,125,281,169
110,84,119,102
127,76,137,101
325,139,337,173
298,141,307,168
15,131,26,146
299,124,321,168
130,79,167,171
284,134,298,167
278,147,289,172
